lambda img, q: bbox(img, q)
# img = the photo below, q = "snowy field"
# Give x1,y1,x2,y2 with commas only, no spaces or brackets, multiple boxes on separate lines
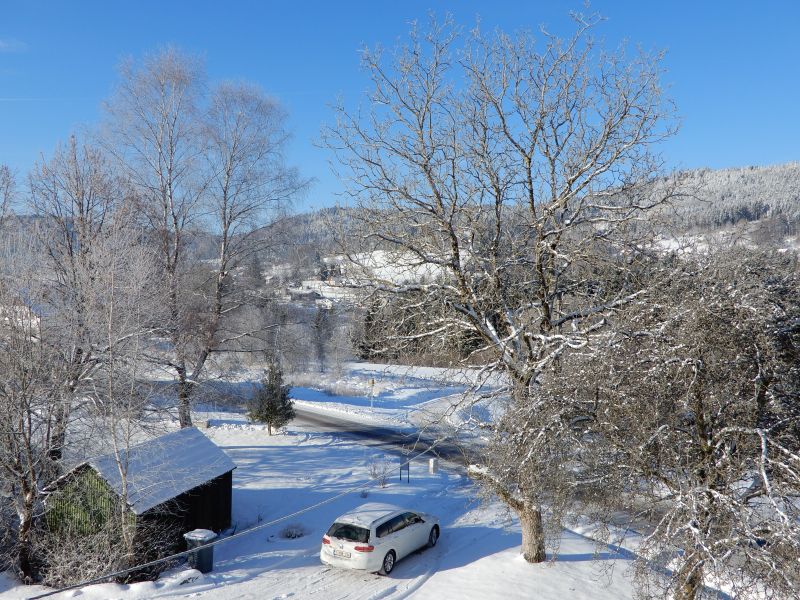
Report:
2,363,739,599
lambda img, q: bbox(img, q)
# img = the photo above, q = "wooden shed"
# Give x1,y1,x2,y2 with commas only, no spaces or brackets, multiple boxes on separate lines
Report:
44,427,235,556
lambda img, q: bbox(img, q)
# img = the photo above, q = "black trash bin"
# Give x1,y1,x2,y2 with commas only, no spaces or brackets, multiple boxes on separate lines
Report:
183,529,217,573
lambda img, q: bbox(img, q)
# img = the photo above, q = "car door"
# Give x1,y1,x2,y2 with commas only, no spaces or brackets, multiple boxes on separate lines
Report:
383,514,410,558
400,512,427,551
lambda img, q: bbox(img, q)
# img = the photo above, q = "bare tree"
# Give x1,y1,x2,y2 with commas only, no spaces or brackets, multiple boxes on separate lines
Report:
103,47,206,428
0,141,161,584
28,137,126,460
79,215,164,580
0,267,63,581
104,50,302,428
32,220,162,586
540,249,800,600
0,133,172,585
188,82,305,387
325,14,677,562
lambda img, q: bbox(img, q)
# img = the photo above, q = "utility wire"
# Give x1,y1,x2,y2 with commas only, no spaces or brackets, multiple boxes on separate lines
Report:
28,439,444,600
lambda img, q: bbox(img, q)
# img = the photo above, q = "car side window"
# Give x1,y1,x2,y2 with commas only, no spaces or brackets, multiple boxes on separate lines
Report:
386,515,407,534
403,512,422,525
376,521,391,538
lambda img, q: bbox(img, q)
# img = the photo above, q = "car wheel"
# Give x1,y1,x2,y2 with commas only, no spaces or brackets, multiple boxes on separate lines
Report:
378,550,396,575
427,525,439,548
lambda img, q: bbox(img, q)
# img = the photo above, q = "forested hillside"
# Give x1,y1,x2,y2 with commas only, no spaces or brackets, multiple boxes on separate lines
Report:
668,162,800,231
281,163,800,256
5,164,796,275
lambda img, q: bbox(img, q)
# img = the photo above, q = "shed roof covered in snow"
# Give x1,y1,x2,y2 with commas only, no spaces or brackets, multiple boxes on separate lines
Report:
84,427,235,515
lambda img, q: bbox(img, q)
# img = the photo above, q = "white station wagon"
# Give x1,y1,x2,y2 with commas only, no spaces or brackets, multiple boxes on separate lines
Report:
320,503,440,575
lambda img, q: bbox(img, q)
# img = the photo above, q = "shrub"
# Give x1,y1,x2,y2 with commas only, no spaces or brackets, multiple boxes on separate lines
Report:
368,455,390,488
279,523,307,539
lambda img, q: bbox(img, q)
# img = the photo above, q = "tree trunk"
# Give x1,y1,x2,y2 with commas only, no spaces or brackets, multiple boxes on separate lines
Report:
49,347,87,461
47,398,70,461
674,555,703,600
17,496,35,583
177,367,193,428
518,502,546,563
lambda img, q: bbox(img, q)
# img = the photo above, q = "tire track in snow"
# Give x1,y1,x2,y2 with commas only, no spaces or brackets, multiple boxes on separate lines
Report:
286,565,397,600
381,508,512,600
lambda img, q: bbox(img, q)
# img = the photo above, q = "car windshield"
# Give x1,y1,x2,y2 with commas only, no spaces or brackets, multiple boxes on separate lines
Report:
326,522,370,543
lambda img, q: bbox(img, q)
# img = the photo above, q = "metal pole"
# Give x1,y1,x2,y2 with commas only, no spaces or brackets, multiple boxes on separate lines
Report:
369,378,375,410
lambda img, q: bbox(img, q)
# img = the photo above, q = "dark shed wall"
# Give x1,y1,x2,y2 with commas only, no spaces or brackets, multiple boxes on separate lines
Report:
182,470,233,532
140,469,233,537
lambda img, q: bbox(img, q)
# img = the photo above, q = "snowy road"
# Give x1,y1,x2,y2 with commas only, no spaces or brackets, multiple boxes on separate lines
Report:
293,406,475,465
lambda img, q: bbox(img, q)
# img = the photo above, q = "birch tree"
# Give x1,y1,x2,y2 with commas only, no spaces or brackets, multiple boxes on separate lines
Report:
43,216,164,586
187,82,304,388
103,47,205,428
105,50,302,427
325,14,677,561
32,214,163,587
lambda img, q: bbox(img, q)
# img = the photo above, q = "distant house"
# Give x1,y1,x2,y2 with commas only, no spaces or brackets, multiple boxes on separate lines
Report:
0,302,41,332
43,428,235,556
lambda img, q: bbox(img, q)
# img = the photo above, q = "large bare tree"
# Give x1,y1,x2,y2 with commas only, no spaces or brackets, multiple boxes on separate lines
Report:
188,81,305,389
537,248,800,600
39,215,164,587
1,140,159,582
103,47,206,428
325,14,677,562
104,49,302,427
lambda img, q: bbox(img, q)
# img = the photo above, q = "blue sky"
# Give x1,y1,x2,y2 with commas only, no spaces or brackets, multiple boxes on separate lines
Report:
1,1,798,210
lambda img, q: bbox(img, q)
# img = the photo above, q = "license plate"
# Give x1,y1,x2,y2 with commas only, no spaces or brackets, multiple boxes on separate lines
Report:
333,549,351,558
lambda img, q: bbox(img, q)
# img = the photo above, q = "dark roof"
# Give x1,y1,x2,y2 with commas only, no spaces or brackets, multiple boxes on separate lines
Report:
75,427,235,515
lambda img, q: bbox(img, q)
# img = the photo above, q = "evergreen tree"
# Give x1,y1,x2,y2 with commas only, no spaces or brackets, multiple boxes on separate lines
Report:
248,362,295,435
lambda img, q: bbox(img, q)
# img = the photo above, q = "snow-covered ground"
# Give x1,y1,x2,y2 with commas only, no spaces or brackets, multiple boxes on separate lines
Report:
5,416,650,600
3,363,740,599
